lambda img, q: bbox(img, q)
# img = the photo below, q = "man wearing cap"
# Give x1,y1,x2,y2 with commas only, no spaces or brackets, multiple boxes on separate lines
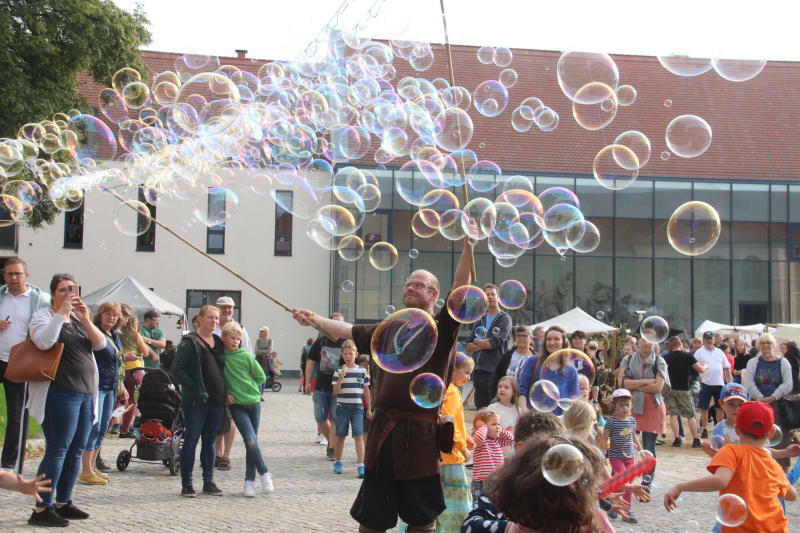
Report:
214,296,252,352
694,332,731,439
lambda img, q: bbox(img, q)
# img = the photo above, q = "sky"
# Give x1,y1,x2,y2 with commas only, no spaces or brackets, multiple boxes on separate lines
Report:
113,0,797,62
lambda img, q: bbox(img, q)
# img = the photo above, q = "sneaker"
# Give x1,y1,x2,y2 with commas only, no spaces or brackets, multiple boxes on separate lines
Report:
217,458,231,471
672,437,683,447
326,447,335,461
701,428,708,439
118,432,135,439
333,461,343,474
357,465,365,478
108,424,120,435
78,472,107,485
243,480,256,498
54,501,89,519
607,511,619,520
319,436,328,447
622,512,638,524
202,482,223,496
692,437,702,449
28,507,69,527
181,484,196,498
95,455,112,473
260,472,274,493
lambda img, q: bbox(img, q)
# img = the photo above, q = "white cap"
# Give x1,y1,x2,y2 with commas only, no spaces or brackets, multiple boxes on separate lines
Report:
611,388,632,399
216,296,235,306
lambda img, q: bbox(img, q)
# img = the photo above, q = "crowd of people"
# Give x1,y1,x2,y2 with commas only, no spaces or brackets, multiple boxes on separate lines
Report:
1,251,799,531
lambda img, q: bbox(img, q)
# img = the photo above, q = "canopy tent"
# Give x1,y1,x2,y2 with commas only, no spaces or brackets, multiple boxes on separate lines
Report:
693,320,768,340
81,276,184,317
529,307,618,335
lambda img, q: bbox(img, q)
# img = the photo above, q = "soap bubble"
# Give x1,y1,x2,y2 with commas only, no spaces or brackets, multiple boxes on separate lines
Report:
664,99,673,107
369,242,399,271
572,83,617,130
409,373,446,408
767,424,783,447
661,151,671,161
636,449,655,462
492,327,500,335
542,443,585,487
446,285,488,324
408,248,420,259
493,47,513,67
567,220,600,253
616,85,637,106
193,187,239,227
711,435,726,450
474,326,487,338
338,235,365,261
435,298,445,308
341,280,355,292
640,316,670,344
68,115,117,160
657,55,712,77
476,46,494,64
412,210,440,238
665,115,712,158
498,280,527,309
596,311,605,320
540,349,596,402
613,131,651,169
499,69,518,88
530,379,560,412
667,201,721,256
371,308,438,373
557,398,574,412
433,107,473,152
386,305,396,315
593,145,639,190
112,200,152,237
715,494,748,527
557,51,619,103
473,81,508,117
543,203,583,232
711,58,767,82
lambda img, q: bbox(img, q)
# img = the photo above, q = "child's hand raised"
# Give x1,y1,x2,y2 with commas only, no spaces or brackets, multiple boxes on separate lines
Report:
18,474,51,503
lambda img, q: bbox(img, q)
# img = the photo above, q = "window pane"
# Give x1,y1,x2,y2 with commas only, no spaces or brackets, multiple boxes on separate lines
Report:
772,262,789,323
63,206,84,249
694,182,730,221
576,177,612,217
587,217,612,256
615,218,652,257
731,222,768,260
535,255,573,321
363,212,389,246
355,248,392,321
614,258,652,325
654,259,691,331
693,260,730,329
732,261,768,324
732,184,768,222
791,263,800,323
575,257,612,318
536,176,574,194
654,219,684,258
791,185,800,223
771,223,788,261
615,180,652,219
693,221,731,260
771,185,788,222
332,257,357,322
655,181,691,219
274,190,292,256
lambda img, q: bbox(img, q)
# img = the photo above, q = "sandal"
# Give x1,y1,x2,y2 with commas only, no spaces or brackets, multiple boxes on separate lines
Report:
217,458,231,471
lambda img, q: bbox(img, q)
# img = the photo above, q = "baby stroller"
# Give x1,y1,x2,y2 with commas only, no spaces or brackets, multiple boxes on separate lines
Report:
263,357,282,392
117,368,184,475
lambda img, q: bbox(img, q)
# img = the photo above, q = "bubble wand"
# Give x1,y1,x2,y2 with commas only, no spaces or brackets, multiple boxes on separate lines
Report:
597,456,656,498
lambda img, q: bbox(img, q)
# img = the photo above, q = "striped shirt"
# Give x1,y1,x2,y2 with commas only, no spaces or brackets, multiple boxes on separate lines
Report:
333,365,370,405
472,424,514,481
605,416,637,459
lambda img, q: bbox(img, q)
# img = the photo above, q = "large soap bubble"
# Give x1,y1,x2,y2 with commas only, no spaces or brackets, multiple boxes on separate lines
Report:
409,373,446,408
369,242,399,271
667,201,721,256
446,285,488,324
657,54,712,77
557,51,619,103
640,316,669,344
665,115,712,158
540,349,596,402
530,379,560,412
371,308,438,373
498,280,527,309
711,58,767,82
593,145,639,190
715,494,748,527
542,443,585,487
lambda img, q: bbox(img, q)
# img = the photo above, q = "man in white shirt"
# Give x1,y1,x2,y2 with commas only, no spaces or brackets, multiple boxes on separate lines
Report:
0,258,51,472
693,331,732,438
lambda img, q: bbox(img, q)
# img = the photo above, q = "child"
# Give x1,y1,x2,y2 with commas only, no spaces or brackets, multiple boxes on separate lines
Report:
579,373,606,433
221,322,274,498
487,376,520,460
701,382,748,457
435,353,475,532
331,340,371,478
665,401,797,532
471,408,514,503
563,399,597,442
601,389,641,524
0,472,51,503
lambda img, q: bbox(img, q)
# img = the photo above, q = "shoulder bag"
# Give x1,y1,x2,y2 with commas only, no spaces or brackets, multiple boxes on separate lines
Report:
6,338,64,383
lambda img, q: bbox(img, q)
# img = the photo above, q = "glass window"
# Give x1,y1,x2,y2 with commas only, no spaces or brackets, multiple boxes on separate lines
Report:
0,222,15,251
771,185,788,222
355,246,392,322
654,219,684,259
654,259,691,330
185,290,241,324
791,185,800,224
732,184,768,222
771,223,788,261
536,176,574,194
206,189,226,254
771,262,789,323
587,217,612,256
615,219,652,257
472,253,496,289
614,258,652,325
274,190,292,256
332,257,357,321
654,181,691,219
576,177,612,217
136,188,155,252
791,263,800,323
575,257,612,318
693,182,730,221
534,255,573,322
693,260,730,329
732,261,768,325
731,222,768,260
615,180,652,219
63,205,84,249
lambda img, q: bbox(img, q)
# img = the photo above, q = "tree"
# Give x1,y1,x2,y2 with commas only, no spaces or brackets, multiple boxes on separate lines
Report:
0,0,151,227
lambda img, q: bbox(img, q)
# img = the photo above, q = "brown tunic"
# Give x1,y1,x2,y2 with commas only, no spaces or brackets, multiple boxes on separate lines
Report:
352,298,460,480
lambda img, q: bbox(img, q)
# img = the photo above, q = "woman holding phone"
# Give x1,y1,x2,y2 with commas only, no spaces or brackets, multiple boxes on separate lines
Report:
26,273,106,527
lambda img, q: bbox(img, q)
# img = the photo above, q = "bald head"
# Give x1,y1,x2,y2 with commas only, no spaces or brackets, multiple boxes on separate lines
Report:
403,269,440,312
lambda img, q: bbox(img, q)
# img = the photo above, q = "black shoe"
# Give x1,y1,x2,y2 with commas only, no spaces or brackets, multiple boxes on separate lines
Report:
655,439,665,445
181,484,196,498
118,432,135,439
672,437,683,447
202,482,223,496
95,455,112,473
607,511,619,519
54,501,89,519
326,447,335,461
701,428,708,439
692,437,702,448
28,508,69,527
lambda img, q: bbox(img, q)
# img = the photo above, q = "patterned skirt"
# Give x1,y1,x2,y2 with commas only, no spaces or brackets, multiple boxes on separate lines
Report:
436,464,473,533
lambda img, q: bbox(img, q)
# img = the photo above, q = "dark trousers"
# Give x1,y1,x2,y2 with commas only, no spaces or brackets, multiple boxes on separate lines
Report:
472,369,494,410
0,360,27,470
180,403,225,486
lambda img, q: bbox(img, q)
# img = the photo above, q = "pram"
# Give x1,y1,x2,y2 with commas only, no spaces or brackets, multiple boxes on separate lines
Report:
263,358,282,392
117,368,183,475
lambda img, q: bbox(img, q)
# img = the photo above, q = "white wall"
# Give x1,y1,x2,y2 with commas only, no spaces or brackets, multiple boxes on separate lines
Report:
12,185,331,372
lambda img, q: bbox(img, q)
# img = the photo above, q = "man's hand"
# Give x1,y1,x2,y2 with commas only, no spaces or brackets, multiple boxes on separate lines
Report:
0,319,11,331
760,396,776,405
304,383,313,395
123,352,139,362
465,342,478,354
292,309,315,327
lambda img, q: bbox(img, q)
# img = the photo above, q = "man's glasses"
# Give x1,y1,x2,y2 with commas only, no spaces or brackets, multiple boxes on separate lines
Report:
3,272,25,277
403,281,434,291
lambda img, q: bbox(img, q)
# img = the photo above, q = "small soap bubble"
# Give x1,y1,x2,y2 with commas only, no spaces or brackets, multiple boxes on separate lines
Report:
435,298,445,308
661,151,671,161
530,379,560,412
491,327,500,335
474,326,487,338
369,242,398,271
711,435,726,450
596,310,605,320
767,424,783,447
636,449,655,462
542,443,585,487
385,305,396,315
664,99,672,107
498,279,527,309
341,280,355,292
408,248,420,259
640,316,669,344
409,373,446,408
667,201,721,256
715,494,748,527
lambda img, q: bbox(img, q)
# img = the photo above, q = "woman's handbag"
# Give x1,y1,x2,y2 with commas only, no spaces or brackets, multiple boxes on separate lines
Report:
5,339,64,382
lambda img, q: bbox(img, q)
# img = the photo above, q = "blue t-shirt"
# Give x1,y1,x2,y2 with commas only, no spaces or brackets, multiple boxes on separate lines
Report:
755,357,783,398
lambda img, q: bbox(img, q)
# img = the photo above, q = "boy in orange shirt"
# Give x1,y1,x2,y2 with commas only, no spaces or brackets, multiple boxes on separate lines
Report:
664,401,797,532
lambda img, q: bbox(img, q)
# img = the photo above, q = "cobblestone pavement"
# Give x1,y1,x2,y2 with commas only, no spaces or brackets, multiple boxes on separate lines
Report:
1,381,797,532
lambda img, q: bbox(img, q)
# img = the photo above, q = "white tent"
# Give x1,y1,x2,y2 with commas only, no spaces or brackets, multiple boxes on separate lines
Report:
693,320,768,340
530,307,618,335
82,276,184,317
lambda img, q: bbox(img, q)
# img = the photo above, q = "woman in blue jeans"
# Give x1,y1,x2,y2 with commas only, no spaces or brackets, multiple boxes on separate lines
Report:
79,301,126,484
27,273,107,527
220,321,273,497
172,305,226,498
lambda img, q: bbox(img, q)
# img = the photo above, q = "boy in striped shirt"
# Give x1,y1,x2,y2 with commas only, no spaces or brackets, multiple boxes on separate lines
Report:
332,340,372,478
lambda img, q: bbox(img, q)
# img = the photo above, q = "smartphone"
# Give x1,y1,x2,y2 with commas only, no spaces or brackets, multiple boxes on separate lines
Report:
69,285,79,296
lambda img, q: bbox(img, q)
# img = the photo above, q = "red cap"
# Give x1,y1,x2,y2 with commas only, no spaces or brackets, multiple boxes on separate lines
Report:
735,401,774,438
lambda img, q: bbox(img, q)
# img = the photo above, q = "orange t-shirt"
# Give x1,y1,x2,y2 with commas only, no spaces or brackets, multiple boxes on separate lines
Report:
707,444,790,533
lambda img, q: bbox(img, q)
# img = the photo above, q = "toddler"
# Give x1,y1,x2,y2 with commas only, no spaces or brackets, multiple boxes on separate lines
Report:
471,408,513,503
487,376,520,460
601,389,641,524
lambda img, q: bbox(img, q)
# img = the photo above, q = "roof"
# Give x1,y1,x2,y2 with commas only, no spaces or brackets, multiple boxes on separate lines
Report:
75,46,800,182
531,307,618,334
